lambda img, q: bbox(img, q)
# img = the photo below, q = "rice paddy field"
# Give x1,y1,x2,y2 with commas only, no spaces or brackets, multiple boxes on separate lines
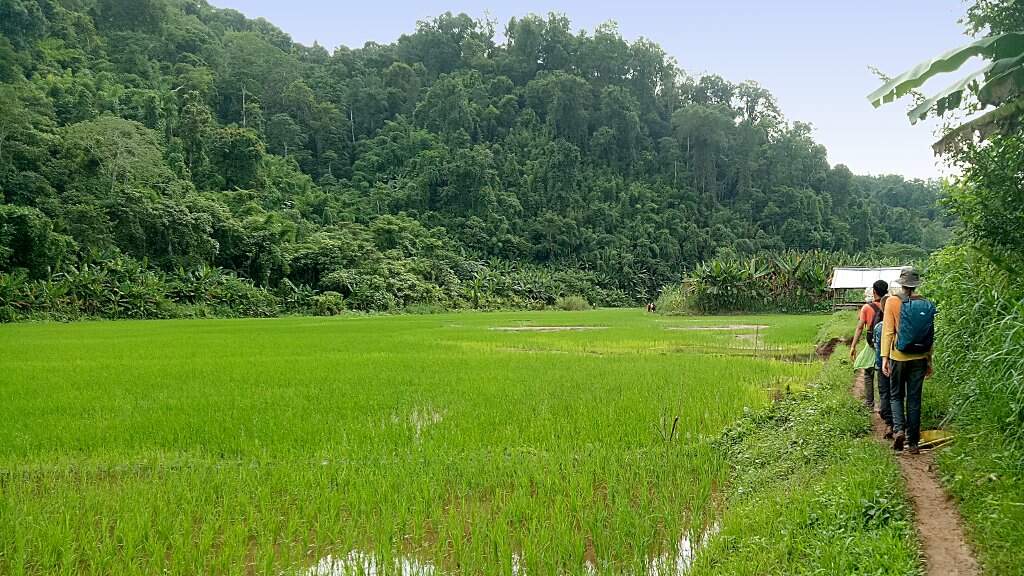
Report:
0,309,829,575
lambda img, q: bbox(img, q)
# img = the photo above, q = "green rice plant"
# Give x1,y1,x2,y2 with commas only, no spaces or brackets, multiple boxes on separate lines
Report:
0,309,828,575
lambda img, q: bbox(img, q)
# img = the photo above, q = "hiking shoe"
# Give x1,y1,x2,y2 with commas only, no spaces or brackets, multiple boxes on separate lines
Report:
883,426,894,440
892,431,905,451
907,444,920,455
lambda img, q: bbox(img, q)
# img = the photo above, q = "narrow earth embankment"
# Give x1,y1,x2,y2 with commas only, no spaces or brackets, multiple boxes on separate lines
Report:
853,370,980,576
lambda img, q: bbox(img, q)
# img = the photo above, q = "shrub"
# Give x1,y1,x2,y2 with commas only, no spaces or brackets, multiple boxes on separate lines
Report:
555,295,591,311
313,291,345,316
207,275,280,317
404,302,448,314
660,250,857,314
654,284,690,315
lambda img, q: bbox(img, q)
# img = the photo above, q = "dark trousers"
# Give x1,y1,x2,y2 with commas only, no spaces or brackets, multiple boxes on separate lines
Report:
875,365,893,428
890,358,928,446
863,367,876,408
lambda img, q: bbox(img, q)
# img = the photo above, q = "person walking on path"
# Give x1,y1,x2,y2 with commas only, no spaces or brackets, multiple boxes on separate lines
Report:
850,279,889,412
872,290,895,438
881,267,937,454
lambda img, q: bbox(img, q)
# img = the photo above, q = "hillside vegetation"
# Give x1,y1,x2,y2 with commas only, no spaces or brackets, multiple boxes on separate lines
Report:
0,0,949,319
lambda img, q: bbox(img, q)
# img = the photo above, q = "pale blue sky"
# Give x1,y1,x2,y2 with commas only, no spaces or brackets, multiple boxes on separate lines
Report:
215,0,974,179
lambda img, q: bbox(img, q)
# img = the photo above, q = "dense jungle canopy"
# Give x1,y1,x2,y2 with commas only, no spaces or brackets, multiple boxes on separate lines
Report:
0,0,951,314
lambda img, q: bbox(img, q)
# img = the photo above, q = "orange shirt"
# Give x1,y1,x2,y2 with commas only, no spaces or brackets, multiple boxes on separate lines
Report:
859,301,881,325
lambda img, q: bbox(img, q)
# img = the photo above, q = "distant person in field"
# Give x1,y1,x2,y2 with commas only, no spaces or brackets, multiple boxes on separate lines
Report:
850,280,890,416
881,267,937,455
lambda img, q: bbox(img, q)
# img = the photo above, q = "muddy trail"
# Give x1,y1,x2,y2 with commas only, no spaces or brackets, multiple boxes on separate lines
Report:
853,371,980,576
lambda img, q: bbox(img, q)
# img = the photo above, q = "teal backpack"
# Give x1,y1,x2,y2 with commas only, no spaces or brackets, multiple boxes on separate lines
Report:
896,297,936,354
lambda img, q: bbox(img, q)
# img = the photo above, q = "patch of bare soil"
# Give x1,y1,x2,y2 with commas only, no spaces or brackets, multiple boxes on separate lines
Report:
666,324,769,331
815,337,852,359
491,326,607,332
853,371,979,576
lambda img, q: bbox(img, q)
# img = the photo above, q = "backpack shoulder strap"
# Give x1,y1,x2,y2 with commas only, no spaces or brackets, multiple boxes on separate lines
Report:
868,302,882,324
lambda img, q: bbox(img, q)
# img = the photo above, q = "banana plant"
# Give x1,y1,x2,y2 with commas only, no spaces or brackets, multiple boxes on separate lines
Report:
0,270,31,317
868,32,1024,151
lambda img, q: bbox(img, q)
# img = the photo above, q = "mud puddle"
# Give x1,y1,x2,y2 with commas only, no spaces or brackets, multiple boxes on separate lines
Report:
307,522,720,576
305,551,435,576
645,523,719,575
583,522,720,575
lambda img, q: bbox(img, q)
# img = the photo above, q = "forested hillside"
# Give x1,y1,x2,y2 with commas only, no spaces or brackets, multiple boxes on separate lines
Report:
0,0,949,317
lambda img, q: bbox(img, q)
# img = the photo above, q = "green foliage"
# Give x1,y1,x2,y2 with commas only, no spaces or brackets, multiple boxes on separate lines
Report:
312,291,345,316
924,243,1024,575
0,1,948,320
928,244,1024,442
947,134,1024,275
0,204,75,278
667,250,850,314
654,284,690,315
0,258,285,321
868,22,1024,150
554,294,590,311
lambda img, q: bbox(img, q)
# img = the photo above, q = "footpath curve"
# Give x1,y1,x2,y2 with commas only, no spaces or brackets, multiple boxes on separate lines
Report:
853,371,980,576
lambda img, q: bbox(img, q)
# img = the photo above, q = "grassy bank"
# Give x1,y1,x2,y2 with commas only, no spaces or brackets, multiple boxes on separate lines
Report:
934,441,1024,575
694,347,921,575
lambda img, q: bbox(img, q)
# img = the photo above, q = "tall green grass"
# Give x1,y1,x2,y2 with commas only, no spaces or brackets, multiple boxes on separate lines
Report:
695,348,919,575
923,246,1024,575
0,309,823,575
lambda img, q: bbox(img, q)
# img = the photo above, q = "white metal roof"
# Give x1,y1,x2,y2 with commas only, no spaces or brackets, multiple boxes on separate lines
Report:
830,267,907,289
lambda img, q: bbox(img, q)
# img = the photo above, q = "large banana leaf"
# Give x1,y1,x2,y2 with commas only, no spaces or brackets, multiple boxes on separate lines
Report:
868,32,1024,108
871,31,1024,148
907,64,991,123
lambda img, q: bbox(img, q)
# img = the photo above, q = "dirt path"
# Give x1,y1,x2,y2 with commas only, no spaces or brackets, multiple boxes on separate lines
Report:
854,370,980,576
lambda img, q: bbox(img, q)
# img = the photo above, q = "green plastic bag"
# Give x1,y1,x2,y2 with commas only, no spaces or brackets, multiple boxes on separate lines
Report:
853,343,876,370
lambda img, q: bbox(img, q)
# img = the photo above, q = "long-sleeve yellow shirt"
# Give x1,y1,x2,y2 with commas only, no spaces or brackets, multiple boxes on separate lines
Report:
881,295,931,362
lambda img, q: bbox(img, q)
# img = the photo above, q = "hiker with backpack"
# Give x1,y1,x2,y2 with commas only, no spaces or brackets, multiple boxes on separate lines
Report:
851,280,891,420
881,267,937,455
871,283,902,439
